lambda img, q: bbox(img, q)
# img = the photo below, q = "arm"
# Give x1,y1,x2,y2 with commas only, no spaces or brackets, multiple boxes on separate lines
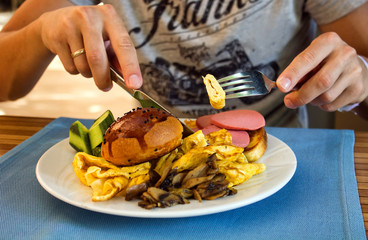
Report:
0,0,143,101
276,2,368,120
319,3,368,119
0,0,73,100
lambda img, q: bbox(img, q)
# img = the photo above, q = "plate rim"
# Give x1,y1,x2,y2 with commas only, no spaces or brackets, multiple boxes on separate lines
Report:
36,134,297,218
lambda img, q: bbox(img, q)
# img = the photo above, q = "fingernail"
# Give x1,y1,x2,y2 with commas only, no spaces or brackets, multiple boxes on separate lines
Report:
128,74,142,89
102,84,113,92
285,98,296,109
279,77,291,91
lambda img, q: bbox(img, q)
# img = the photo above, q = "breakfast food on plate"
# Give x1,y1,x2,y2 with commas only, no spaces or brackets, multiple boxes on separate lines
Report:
69,120,92,154
210,109,265,130
69,110,115,156
89,110,115,152
69,108,266,208
101,107,183,166
201,124,250,148
195,109,267,162
203,74,226,109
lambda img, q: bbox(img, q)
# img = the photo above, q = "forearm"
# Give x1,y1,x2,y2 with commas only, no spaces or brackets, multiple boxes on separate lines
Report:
0,18,55,101
354,55,368,119
0,0,75,101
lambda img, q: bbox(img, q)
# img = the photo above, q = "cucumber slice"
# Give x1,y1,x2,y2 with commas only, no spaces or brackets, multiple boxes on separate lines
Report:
69,120,91,154
89,110,115,150
92,146,101,157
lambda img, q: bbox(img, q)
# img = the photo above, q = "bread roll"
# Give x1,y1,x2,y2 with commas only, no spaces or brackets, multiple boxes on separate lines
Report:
101,108,183,166
244,127,267,162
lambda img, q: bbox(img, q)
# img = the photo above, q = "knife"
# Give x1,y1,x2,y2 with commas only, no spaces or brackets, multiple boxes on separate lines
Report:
110,67,194,137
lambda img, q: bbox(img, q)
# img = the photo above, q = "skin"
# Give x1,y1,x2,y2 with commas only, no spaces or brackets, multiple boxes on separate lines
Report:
276,2,368,118
0,0,367,119
0,0,142,101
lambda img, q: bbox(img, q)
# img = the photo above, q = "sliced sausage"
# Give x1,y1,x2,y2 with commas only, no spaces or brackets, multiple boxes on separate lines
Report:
229,129,250,148
210,110,265,131
201,125,221,135
196,114,213,129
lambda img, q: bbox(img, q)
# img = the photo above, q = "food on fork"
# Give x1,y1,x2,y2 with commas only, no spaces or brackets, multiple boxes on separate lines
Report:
101,108,183,166
203,74,226,109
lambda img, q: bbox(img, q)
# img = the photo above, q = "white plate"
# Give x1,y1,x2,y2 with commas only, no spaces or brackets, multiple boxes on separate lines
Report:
36,134,296,218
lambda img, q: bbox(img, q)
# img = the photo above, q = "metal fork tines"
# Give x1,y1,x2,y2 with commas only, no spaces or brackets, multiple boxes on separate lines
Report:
217,71,276,99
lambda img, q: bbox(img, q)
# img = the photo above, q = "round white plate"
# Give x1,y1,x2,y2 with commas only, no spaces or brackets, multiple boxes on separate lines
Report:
36,134,296,218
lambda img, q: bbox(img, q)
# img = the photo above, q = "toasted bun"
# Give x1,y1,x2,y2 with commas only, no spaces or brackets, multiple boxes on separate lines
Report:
244,127,267,162
101,108,183,166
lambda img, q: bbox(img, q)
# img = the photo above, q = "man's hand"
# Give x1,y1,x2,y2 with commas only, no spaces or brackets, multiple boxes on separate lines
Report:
39,4,142,91
276,32,368,113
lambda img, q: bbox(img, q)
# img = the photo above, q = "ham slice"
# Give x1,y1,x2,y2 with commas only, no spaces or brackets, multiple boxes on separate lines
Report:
201,124,221,135
196,114,213,129
201,125,250,148
210,110,265,131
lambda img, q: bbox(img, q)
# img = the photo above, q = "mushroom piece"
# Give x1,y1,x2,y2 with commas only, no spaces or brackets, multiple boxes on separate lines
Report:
125,182,148,201
168,187,193,199
139,187,188,209
206,154,219,175
195,174,231,200
154,162,173,187
171,172,187,188
182,174,216,189
181,163,208,185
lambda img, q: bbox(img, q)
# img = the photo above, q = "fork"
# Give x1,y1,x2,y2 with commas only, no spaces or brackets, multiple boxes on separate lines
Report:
217,71,276,99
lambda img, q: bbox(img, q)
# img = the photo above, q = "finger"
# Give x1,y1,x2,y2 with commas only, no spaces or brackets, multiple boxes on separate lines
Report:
309,71,350,107
283,40,354,109
283,57,343,109
82,25,112,91
55,42,79,75
319,87,358,112
102,5,142,89
70,32,92,78
277,33,339,92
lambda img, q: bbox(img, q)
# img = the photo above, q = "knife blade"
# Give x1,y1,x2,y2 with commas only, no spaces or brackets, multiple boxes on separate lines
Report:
110,67,194,137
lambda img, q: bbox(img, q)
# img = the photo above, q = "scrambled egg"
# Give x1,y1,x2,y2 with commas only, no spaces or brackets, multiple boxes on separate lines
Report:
72,129,266,201
172,130,265,187
203,74,226,109
73,152,150,201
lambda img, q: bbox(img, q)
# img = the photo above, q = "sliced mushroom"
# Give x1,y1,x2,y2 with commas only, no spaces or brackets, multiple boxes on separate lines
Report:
154,162,173,187
125,182,148,201
182,174,215,189
142,187,187,208
192,189,202,202
195,177,229,199
207,154,218,169
172,172,187,188
203,189,228,200
169,187,193,199
182,163,208,185
138,200,157,210
141,191,157,203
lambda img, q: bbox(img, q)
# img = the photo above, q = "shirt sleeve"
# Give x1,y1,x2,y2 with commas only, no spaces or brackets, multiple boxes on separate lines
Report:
67,0,100,5
305,0,367,25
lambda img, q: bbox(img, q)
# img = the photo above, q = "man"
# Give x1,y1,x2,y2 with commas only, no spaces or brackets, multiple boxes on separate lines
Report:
1,0,367,126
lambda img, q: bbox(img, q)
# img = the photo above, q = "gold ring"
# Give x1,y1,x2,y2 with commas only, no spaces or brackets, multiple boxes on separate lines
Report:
71,48,86,58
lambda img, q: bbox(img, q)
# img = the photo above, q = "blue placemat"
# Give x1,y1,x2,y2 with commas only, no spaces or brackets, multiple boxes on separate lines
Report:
0,117,365,239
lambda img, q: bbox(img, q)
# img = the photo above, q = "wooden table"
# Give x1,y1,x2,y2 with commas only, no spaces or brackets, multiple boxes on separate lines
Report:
0,115,367,236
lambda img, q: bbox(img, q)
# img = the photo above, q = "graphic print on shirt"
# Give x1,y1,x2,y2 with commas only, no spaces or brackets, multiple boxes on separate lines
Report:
130,0,279,108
